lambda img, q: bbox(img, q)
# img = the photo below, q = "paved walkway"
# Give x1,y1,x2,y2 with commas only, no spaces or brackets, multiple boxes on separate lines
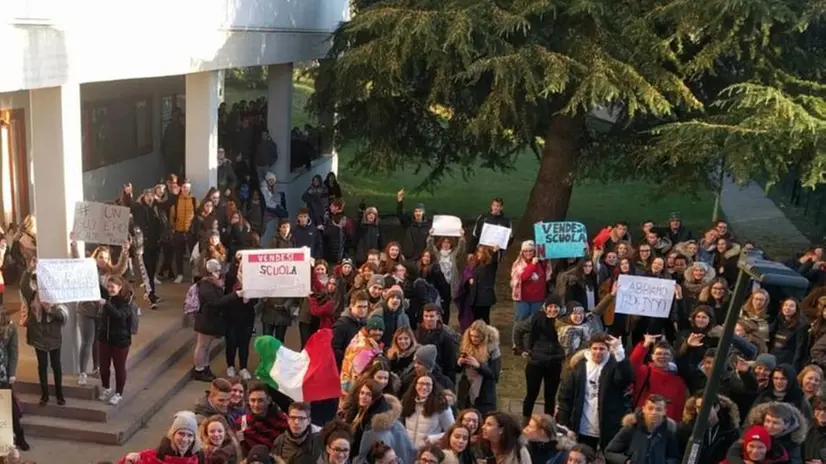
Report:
721,178,810,256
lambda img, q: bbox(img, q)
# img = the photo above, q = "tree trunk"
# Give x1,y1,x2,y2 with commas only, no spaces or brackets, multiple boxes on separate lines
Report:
515,114,582,240
501,114,582,275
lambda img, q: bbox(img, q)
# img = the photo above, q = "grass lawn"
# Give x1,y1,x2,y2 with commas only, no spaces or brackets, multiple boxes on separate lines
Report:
338,150,716,234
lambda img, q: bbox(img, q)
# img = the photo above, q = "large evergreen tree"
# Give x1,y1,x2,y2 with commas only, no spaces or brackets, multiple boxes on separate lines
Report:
311,0,822,236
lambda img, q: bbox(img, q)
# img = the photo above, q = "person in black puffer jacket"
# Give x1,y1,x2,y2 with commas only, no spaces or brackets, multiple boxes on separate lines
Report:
332,291,370,368
131,190,165,307
193,259,240,382
395,190,430,260
98,275,136,406
355,206,383,266
514,295,567,422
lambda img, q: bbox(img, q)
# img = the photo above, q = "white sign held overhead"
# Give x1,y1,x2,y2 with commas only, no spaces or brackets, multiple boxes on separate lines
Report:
614,274,675,319
72,201,131,245
431,215,463,237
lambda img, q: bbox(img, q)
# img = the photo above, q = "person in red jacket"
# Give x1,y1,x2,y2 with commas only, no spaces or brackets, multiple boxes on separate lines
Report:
630,334,687,422
310,277,339,330
510,240,552,351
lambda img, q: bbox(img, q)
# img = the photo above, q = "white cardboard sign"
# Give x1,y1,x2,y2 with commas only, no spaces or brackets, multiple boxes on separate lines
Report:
72,201,131,245
241,248,312,298
479,223,511,249
431,215,463,237
614,274,675,319
36,258,101,303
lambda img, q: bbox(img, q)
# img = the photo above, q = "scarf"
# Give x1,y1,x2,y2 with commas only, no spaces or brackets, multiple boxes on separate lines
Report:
438,250,453,283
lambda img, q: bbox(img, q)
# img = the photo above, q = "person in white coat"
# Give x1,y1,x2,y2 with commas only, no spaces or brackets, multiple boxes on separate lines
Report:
401,373,455,448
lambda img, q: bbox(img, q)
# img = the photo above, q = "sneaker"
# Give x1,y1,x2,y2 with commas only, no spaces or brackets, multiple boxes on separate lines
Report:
154,277,163,285
108,393,122,405
98,388,113,402
78,373,88,386
149,293,160,310
239,369,252,380
38,396,48,406
227,366,236,378
90,368,100,379
192,369,212,382
174,275,184,284
57,397,66,406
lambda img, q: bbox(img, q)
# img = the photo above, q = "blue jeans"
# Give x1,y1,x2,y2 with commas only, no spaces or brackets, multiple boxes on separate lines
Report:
513,301,543,346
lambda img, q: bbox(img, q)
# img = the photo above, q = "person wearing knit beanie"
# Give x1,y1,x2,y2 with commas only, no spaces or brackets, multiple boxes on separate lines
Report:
741,425,772,462
368,275,385,290
414,344,438,372
755,353,777,371
366,314,385,333
166,410,200,452
751,353,777,390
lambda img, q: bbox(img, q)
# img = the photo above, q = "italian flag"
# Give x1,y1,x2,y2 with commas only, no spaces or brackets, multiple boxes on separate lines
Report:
253,329,341,403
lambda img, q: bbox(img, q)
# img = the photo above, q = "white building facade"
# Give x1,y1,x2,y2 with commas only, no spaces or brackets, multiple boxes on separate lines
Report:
0,0,347,371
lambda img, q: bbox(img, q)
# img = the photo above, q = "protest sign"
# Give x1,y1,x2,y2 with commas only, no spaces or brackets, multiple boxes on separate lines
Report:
614,274,675,319
241,248,312,298
432,215,463,237
479,224,511,249
72,201,130,245
533,221,588,259
35,258,101,303
0,390,12,456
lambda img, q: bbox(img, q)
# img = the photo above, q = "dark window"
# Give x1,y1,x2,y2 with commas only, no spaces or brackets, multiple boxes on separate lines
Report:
82,96,153,171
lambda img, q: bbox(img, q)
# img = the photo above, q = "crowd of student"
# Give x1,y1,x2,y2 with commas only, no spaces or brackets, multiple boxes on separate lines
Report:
87,174,826,464
0,106,825,463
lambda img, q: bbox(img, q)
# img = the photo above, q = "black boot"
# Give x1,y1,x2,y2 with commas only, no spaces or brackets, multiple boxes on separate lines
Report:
15,435,29,451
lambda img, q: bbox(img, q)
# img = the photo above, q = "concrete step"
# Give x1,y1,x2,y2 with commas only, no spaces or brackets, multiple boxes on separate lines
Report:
18,393,112,422
21,336,224,444
14,321,181,401
13,381,98,401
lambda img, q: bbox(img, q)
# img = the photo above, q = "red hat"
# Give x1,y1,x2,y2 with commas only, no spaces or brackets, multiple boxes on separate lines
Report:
743,425,772,450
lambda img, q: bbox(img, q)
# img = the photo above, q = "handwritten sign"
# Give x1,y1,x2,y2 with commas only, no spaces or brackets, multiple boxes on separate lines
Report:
241,248,312,298
73,201,130,245
36,259,101,303
0,390,11,456
432,215,463,237
614,274,675,319
479,224,511,250
534,221,588,259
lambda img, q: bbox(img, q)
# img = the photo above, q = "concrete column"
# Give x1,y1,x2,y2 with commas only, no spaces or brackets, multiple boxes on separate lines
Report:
185,71,223,201
267,63,293,184
29,84,84,375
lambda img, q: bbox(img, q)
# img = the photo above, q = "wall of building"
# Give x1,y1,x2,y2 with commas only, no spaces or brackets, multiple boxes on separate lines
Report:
0,0,349,93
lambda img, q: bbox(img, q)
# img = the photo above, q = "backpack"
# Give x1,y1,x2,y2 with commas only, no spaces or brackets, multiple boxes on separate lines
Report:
183,283,200,314
415,278,442,312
